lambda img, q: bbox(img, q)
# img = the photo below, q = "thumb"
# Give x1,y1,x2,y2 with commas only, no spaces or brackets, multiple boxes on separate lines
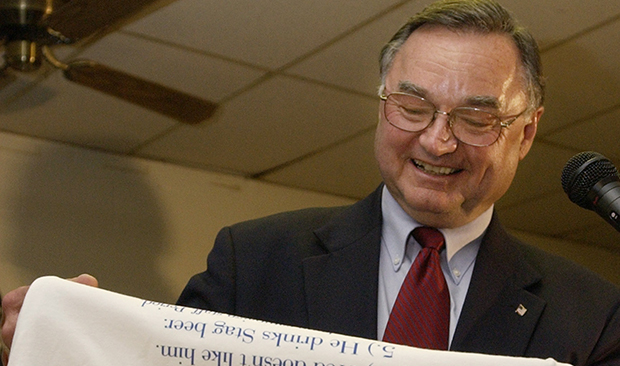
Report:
70,274,99,288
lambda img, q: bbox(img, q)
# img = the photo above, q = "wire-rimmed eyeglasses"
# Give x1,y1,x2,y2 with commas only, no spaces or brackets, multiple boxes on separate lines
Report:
379,91,527,147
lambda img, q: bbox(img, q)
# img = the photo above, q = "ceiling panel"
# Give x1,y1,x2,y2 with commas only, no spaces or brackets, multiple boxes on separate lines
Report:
0,73,39,105
138,76,379,174
0,0,618,253
497,141,576,209
77,32,267,103
123,0,406,69
0,72,177,153
564,221,620,254
543,107,620,161
497,191,604,237
261,128,382,199
499,0,620,47
287,1,430,95
538,19,620,135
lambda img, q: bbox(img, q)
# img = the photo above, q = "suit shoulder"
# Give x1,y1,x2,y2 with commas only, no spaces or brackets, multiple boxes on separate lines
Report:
229,205,350,234
215,205,354,258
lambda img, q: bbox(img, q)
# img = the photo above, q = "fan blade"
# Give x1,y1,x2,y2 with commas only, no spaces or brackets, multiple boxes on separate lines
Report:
63,61,217,124
46,0,161,40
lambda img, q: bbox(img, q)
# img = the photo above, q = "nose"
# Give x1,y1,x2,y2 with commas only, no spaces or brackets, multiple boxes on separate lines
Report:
418,112,458,155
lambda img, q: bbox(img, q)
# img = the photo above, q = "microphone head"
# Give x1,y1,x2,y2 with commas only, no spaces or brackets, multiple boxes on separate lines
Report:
561,151,619,209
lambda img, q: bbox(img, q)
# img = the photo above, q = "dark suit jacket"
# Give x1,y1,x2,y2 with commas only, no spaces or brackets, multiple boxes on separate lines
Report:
177,186,620,366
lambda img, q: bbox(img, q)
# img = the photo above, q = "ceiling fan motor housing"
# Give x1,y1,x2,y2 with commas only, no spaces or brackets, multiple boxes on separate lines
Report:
0,0,65,71
0,0,218,123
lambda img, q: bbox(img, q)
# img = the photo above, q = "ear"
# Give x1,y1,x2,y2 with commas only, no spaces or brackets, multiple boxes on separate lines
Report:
519,106,543,160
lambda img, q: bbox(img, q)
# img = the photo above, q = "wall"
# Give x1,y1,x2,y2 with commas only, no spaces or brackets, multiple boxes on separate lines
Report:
0,131,617,306
0,131,354,303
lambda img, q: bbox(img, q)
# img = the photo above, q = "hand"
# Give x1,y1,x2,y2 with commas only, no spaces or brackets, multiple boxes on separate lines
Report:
0,274,98,365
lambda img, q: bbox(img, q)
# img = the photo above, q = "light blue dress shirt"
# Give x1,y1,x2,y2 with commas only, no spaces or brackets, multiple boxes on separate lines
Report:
377,186,493,347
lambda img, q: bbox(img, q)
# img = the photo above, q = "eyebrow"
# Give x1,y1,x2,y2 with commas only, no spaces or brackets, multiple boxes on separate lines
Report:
396,80,501,110
465,95,501,110
397,81,428,97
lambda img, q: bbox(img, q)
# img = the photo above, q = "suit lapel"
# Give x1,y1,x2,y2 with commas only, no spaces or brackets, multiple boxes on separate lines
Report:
451,214,546,355
301,190,548,354
303,186,383,340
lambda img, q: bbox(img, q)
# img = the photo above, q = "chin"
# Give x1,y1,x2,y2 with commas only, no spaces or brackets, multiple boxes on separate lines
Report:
411,211,463,228
405,200,458,222
405,189,457,210
399,193,466,225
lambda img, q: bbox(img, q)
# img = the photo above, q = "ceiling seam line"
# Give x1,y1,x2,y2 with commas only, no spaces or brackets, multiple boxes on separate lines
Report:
127,124,182,155
510,228,620,255
118,3,415,108
272,0,416,73
250,124,376,179
280,72,380,99
538,103,620,138
533,138,582,155
118,29,272,74
497,189,565,211
540,12,620,53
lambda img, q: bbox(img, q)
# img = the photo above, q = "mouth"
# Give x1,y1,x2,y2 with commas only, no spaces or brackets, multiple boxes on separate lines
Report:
413,159,461,176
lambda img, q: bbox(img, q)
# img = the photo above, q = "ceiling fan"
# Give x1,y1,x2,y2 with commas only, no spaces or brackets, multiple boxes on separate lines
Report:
0,0,217,124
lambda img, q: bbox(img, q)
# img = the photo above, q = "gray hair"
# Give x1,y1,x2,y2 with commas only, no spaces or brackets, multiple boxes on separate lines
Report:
379,0,545,108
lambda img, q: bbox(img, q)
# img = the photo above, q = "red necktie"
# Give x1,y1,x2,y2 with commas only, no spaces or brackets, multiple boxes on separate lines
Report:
383,226,450,350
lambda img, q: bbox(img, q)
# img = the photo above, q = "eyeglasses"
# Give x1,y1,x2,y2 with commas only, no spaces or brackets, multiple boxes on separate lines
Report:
379,91,527,147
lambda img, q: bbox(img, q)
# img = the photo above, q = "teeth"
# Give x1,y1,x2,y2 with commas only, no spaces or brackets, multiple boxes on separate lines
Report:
413,159,457,175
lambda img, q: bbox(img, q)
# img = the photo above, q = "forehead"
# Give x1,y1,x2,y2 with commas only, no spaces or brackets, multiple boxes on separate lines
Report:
387,26,526,109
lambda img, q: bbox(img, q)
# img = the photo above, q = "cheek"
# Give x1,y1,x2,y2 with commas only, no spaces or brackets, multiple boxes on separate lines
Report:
375,124,412,171
475,147,520,197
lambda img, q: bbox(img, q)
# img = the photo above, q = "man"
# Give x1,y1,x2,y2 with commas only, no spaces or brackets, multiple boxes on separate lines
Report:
175,1,619,364
2,1,620,365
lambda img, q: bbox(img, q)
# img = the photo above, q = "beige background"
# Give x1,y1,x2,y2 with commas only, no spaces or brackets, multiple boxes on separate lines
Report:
1,0,619,256
0,130,617,305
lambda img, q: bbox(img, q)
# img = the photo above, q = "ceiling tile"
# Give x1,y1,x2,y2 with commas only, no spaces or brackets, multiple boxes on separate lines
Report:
543,107,620,162
138,76,379,174
0,73,41,105
538,19,620,135
497,190,604,237
75,32,267,102
123,0,405,69
563,221,620,253
286,1,431,95
260,129,382,199
1,0,618,257
0,72,177,153
497,141,576,209
499,0,620,47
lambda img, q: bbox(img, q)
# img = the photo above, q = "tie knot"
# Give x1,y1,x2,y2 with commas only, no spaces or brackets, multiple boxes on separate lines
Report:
412,227,445,251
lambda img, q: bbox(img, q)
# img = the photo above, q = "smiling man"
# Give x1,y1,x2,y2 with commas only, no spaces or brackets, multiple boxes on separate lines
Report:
1,1,619,366
375,25,540,229
177,1,618,364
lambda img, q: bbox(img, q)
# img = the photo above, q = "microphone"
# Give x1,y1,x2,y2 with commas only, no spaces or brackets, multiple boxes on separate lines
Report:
561,151,620,232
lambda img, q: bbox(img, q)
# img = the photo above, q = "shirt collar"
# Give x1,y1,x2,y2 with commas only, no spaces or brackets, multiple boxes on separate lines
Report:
380,185,493,267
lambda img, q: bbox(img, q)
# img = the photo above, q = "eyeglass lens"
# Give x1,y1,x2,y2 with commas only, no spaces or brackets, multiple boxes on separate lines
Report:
383,93,503,146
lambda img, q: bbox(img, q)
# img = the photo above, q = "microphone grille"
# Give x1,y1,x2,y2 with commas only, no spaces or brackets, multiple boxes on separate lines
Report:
561,151,619,208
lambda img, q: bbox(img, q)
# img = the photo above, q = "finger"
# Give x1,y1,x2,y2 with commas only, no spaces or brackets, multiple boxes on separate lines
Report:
1,275,98,349
1,345,7,366
70,274,99,288
0,274,99,363
1,285,30,350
